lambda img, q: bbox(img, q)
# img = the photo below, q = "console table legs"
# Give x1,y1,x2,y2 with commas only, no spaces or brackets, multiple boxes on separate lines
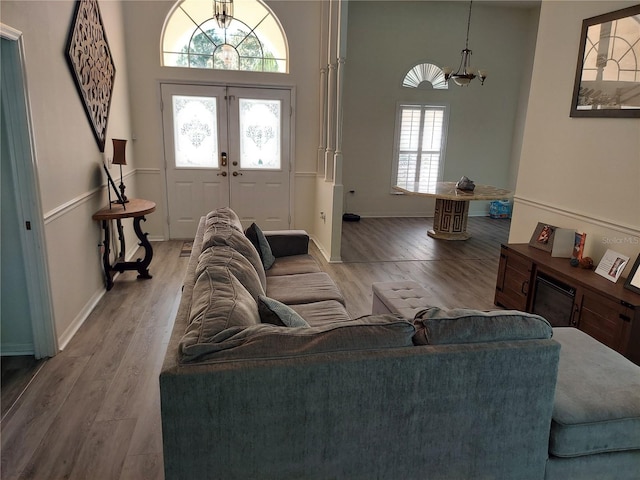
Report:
101,220,114,291
132,216,153,280
100,216,153,290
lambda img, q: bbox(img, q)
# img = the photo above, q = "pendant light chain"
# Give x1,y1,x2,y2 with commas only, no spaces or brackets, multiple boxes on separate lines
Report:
443,0,486,86
465,1,473,50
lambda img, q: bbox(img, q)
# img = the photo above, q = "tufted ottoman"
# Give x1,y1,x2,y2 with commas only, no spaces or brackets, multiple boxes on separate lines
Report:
372,281,435,319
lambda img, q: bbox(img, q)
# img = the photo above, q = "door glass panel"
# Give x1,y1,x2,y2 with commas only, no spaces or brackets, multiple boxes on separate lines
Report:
173,95,218,168
239,98,281,169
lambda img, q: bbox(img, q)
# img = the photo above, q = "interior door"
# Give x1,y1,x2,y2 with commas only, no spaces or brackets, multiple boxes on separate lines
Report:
161,84,291,239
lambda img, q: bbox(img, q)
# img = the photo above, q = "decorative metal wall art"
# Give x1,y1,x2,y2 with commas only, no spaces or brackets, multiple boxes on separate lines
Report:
66,0,116,151
570,4,640,118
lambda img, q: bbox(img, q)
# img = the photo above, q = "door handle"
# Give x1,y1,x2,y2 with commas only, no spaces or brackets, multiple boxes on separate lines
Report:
232,171,243,176
217,171,227,177
221,152,227,167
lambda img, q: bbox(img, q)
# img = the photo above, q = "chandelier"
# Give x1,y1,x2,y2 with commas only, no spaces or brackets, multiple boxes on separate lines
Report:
214,0,234,29
443,1,487,86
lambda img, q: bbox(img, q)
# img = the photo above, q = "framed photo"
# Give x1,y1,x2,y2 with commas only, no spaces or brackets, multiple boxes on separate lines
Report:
595,249,630,283
570,4,640,118
572,232,587,261
529,222,557,252
624,254,640,294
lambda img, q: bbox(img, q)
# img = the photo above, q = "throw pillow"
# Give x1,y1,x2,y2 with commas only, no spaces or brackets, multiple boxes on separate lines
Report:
258,295,310,328
245,223,276,270
413,307,552,345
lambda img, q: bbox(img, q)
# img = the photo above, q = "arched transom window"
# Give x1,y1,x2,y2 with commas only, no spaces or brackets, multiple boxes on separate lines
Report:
162,0,288,73
402,63,448,90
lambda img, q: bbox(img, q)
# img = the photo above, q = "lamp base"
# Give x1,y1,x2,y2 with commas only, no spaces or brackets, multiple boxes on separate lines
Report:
111,199,130,205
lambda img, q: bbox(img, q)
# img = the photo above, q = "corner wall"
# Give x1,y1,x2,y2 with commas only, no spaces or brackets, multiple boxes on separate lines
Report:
0,0,137,348
511,0,640,277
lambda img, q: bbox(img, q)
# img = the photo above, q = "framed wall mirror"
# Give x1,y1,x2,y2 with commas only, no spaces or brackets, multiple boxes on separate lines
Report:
570,4,640,118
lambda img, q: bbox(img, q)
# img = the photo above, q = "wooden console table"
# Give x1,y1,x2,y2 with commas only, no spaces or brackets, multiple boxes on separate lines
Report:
393,182,511,240
495,243,640,364
92,199,156,291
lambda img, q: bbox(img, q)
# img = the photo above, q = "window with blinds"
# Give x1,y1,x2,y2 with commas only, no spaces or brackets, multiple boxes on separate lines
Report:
393,104,447,191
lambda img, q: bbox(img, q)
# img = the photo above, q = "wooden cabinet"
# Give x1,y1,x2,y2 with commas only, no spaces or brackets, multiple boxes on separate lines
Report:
495,248,534,311
495,244,640,364
578,290,633,354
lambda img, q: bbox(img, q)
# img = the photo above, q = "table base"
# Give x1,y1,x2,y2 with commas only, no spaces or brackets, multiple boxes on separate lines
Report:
429,198,471,241
100,216,153,290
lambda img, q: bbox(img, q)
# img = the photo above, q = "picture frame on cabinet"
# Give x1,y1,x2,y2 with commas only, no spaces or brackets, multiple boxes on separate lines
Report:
595,249,629,283
529,222,557,252
624,254,640,294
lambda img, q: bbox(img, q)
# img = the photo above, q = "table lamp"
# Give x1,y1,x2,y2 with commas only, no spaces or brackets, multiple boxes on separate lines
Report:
111,138,128,203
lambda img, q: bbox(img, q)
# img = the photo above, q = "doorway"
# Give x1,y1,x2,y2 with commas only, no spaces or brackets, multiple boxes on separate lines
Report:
0,27,57,360
161,83,292,238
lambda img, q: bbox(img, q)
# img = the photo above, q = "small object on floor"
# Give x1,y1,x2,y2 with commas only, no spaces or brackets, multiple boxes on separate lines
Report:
180,242,193,257
343,213,360,222
456,176,475,191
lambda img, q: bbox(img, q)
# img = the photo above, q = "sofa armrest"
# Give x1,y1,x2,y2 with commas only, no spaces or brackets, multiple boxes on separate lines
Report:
264,230,309,257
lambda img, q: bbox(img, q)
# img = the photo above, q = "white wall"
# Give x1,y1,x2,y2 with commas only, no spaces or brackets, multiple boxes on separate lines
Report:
511,0,640,278
341,1,539,218
1,0,137,348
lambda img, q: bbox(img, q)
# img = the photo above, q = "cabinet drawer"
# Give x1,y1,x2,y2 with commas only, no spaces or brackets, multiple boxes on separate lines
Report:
579,293,631,354
495,249,533,311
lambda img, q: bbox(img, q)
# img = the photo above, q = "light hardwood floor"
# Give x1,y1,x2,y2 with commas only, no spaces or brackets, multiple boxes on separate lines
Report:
0,216,509,480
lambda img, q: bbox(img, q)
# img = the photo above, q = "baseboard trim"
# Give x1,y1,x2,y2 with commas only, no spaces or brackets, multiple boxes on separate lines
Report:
57,288,104,351
56,244,147,350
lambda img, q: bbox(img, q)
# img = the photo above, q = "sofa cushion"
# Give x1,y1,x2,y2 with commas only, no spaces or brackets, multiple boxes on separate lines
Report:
290,300,351,327
205,207,243,232
265,254,321,277
245,223,276,270
263,230,310,257
180,266,260,362
201,225,267,291
179,314,416,363
266,272,345,306
549,327,640,458
197,246,265,300
258,295,310,328
413,307,552,345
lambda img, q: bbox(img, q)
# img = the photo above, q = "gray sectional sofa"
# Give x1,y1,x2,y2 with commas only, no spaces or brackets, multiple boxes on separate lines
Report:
160,207,640,479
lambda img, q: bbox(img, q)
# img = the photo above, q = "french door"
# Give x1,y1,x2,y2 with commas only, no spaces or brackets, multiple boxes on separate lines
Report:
161,83,291,239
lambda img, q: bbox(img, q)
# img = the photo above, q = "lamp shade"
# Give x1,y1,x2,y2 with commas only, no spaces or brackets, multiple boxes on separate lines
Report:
112,139,127,165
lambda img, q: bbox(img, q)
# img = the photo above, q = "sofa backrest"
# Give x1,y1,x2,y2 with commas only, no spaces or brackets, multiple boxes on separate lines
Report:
161,338,560,479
